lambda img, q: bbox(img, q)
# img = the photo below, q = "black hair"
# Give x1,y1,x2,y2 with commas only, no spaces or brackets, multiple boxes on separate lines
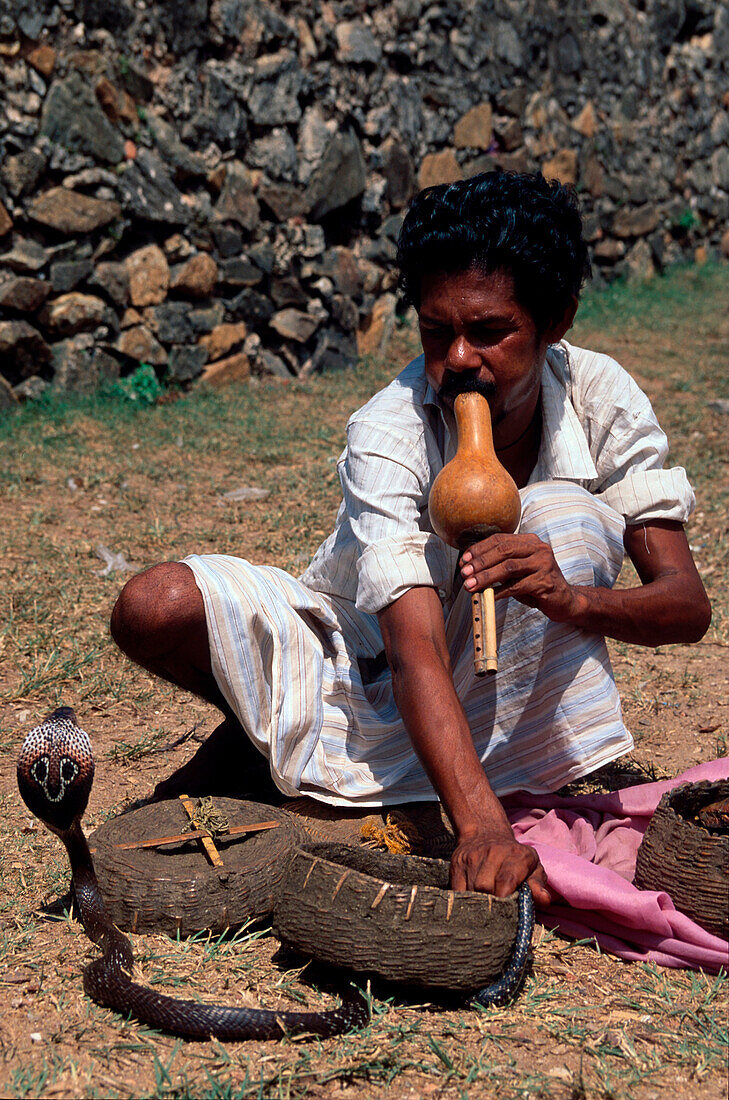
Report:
396,171,591,333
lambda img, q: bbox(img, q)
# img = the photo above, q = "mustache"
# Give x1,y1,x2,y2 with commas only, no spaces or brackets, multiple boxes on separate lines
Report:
438,371,496,402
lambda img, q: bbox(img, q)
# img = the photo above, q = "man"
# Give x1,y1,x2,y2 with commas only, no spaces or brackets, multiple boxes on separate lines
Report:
111,172,710,908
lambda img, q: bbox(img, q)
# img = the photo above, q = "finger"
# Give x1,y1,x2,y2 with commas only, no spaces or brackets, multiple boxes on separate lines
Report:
463,554,542,592
450,855,468,893
528,869,552,908
461,535,542,571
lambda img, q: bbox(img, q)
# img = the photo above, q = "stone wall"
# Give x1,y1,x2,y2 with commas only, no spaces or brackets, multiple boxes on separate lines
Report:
1,0,728,404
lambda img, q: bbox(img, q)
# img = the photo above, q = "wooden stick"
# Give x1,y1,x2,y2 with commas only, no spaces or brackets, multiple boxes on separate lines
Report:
90,820,280,854
471,588,498,676
179,793,223,867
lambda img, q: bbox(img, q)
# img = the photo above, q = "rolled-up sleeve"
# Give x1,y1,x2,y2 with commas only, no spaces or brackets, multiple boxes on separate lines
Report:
341,419,453,613
589,378,695,524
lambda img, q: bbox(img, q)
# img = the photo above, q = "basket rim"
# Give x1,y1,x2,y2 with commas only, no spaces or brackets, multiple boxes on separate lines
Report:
290,840,520,905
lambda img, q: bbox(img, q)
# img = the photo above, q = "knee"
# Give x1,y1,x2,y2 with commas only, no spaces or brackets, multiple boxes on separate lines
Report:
110,562,201,659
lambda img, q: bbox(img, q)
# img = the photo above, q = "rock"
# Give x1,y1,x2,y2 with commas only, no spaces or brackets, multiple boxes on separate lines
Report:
269,308,320,343
26,44,56,79
572,101,597,138
27,188,121,234
247,129,297,179
542,149,578,186
0,238,47,273
167,344,208,382
214,163,260,231
50,259,93,293
39,292,108,337
13,375,49,401
259,348,292,378
88,261,129,307
0,277,51,313
304,130,367,220
218,258,263,288
382,136,416,209
115,325,168,365
308,248,363,298
594,239,626,263
94,76,137,127
720,230,729,260
331,294,359,332
169,252,219,298
52,335,119,393
270,275,308,308
145,301,195,344
211,224,244,258
454,103,493,150
0,373,17,410
0,320,52,384
0,203,12,237
335,22,382,65
248,56,303,126
199,351,250,387
613,204,661,238
146,114,208,180
258,183,307,221
117,150,191,226
40,72,125,164
625,239,655,281
188,301,226,333
582,154,604,197
2,148,47,198
357,293,397,358
707,400,729,416
199,322,248,362
126,246,170,308
711,148,729,191
418,150,462,189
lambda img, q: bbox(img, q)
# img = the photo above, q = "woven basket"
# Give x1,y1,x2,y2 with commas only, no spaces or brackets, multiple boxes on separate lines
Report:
89,798,305,936
273,842,519,991
634,780,729,939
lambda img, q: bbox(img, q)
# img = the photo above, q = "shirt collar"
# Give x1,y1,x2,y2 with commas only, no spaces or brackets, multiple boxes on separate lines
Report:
540,344,597,480
419,344,597,481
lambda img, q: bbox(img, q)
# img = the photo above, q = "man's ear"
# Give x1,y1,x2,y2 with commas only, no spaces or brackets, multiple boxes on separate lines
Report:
545,296,578,344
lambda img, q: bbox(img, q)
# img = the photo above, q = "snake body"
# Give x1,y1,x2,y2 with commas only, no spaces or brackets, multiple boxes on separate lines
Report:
18,706,532,1039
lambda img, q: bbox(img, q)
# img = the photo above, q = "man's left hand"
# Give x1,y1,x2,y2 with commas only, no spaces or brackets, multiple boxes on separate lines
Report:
460,533,580,622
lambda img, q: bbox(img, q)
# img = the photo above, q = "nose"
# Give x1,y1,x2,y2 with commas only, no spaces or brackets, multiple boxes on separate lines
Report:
446,335,481,371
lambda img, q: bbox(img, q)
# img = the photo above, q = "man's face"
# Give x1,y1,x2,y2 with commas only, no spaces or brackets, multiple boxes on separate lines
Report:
418,267,552,430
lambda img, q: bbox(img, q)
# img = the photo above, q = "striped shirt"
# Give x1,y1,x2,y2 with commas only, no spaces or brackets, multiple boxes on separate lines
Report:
300,341,694,614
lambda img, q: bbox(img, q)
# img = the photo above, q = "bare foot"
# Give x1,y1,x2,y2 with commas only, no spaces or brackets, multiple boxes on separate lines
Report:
151,717,285,805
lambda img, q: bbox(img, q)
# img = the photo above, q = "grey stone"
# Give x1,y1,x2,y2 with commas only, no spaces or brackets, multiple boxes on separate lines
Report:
52,334,116,394
157,0,209,55
13,374,49,400
50,259,93,293
382,137,416,209
259,348,293,378
0,239,47,274
335,22,382,65
117,150,191,226
40,72,125,165
147,114,208,180
249,60,303,126
145,301,195,344
167,344,208,382
228,288,275,326
88,261,129,308
0,373,17,410
270,276,308,309
711,149,729,191
211,224,244,258
2,147,47,198
258,183,307,222
707,400,729,416
81,0,134,32
218,258,264,288
269,308,319,343
188,301,226,334
248,129,298,179
304,130,367,221
39,292,109,338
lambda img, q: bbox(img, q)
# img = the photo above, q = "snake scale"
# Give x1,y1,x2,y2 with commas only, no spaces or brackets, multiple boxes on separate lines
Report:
17,706,534,1039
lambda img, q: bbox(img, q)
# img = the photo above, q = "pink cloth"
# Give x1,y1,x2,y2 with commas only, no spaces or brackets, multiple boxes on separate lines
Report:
502,759,729,972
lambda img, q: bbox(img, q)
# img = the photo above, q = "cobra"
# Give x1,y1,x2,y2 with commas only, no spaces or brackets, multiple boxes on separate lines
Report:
17,707,534,1038
17,706,368,1040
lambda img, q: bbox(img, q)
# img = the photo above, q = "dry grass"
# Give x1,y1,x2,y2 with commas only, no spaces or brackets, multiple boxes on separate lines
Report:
0,263,727,1099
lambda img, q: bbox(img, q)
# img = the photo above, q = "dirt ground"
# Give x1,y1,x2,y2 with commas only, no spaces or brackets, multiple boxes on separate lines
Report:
0,265,727,1098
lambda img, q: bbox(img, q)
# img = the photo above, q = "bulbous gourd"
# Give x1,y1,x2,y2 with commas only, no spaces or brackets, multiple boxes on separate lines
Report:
428,392,521,551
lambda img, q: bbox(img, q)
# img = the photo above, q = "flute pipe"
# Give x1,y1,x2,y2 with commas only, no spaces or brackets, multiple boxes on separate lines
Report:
471,588,498,676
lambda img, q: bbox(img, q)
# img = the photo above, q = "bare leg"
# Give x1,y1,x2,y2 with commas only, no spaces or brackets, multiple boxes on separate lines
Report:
110,562,282,802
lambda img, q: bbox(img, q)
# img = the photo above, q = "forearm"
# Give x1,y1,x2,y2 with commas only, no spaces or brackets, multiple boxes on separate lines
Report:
387,638,510,839
561,574,710,647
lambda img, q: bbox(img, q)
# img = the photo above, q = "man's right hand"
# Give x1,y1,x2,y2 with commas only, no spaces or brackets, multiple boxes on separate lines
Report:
450,827,551,907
